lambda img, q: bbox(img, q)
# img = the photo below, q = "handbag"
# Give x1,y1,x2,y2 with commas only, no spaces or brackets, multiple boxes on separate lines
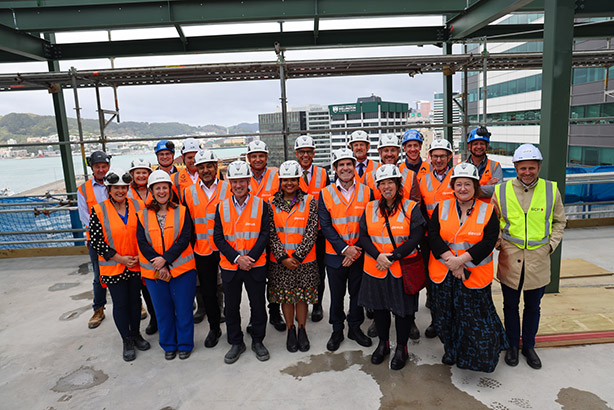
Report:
383,210,427,295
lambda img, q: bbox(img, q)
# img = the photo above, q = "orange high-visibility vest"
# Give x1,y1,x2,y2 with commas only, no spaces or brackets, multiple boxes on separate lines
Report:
364,167,418,202
137,205,196,279
428,198,495,289
79,179,106,240
250,168,279,202
320,182,371,255
171,168,197,204
399,161,431,182
298,166,328,200
127,185,152,209
217,195,267,271
270,194,316,263
92,198,142,277
184,180,232,256
475,158,502,204
420,169,454,218
354,159,380,184
363,199,418,279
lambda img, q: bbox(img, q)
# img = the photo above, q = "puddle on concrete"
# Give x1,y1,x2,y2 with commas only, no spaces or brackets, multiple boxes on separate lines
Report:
69,262,91,276
556,387,612,410
281,350,490,409
48,283,80,292
70,290,93,301
51,366,108,393
59,305,90,321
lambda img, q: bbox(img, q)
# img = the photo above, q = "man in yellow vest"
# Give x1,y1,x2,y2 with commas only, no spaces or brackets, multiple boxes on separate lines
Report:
348,130,380,184
493,144,566,370
171,138,201,204
77,150,110,329
294,135,330,322
319,148,373,351
466,127,502,201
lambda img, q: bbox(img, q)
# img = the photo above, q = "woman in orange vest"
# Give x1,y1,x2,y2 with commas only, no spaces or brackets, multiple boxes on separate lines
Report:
358,164,426,371
89,167,151,362
268,160,319,353
428,163,508,373
136,170,197,361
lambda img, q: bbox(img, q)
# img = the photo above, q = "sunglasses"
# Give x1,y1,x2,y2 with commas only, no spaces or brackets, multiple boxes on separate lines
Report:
105,172,133,184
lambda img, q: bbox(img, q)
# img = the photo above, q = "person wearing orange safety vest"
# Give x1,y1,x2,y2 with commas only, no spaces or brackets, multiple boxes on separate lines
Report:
358,164,426,371
428,163,507,373
399,129,431,182
213,160,271,364
247,140,279,203
183,149,232,350
171,138,201,204
268,160,319,353
136,170,197,361
319,148,373,352
465,127,502,203
89,168,151,362
348,130,380,183
77,150,110,330
294,135,330,323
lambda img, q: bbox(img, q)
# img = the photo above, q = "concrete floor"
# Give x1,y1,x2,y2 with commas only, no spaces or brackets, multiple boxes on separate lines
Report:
1,227,614,410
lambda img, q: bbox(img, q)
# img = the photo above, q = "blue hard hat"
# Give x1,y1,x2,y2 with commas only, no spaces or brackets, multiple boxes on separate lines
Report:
155,140,175,154
402,129,423,145
467,127,491,143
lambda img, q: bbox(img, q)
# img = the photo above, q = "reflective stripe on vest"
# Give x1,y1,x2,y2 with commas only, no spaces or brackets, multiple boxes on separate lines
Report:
271,194,316,263
251,168,278,201
420,169,454,218
79,179,101,240
185,180,231,255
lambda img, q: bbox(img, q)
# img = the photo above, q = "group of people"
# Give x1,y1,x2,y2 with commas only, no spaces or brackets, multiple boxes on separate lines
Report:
77,125,565,373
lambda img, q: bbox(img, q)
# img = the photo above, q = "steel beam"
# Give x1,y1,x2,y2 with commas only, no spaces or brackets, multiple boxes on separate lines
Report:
448,0,533,40
539,0,574,294
443,42,454,145
0,24,48,61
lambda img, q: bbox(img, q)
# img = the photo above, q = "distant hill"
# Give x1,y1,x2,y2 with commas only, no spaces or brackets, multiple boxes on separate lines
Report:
0,113,258,142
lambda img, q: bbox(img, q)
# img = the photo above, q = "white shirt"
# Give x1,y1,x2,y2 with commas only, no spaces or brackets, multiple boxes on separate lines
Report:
335,179,356,203
188,169,199,184
199,178,218,200
232,194,250,217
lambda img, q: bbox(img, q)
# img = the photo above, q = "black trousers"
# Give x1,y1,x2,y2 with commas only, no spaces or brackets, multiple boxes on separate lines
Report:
373,310,413,346
107,275,142,340
195,252,221,330
315,232,327,305
326,261,364,332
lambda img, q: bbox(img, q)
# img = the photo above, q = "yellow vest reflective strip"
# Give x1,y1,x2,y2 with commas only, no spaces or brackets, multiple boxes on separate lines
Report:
221,196,262,252
496,179,555,249
272,195,315,261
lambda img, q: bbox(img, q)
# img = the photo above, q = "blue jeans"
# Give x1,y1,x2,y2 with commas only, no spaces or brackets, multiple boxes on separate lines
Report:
89,244,107,310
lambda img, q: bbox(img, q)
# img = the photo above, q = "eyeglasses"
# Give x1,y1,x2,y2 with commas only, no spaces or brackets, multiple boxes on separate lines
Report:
105,172,133,184
296,149,315,156
431,154,450,161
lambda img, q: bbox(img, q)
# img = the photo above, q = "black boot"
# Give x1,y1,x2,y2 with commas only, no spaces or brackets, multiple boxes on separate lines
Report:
269,305,287,332
367,320,378,338
132,334,151,351
193,286,206,324
297,326,310,352
145,315,158,335
371,340,390,365
123,337,136,362
311,303,323,322
287,325,298,352
390,345,408,370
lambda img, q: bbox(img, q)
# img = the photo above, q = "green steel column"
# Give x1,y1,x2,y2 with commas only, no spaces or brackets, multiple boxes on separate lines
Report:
443,41,454,147
539,0,574,293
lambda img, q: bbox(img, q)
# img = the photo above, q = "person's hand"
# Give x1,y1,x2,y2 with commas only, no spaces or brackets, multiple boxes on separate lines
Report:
451,267,466,280
486,177,499,185
343,245,362,261
151,256,167,271
237,255,255,271
158,266,171,281
282,257,300,270
376,253,393,271
341,256,354,267
444,255,464,271
125,256,139,268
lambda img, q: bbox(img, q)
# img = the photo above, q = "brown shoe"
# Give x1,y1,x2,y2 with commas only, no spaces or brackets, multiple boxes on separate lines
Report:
88,307,105,329
140,304,148,320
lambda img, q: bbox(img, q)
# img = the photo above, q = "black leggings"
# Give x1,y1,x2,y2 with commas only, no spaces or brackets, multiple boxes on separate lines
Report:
373,309,414,346
107,276,142,339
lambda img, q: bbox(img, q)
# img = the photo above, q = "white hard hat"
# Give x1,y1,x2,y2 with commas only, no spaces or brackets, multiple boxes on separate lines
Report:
348,130,370,146
128,158,152,173
294,135,315,150
513,144,543,162
429,138,454,154
104,167,132,186
375,164,402,183
378,134,401,150
194,149,219,166
147,169,173,189
331,148,356,166
181,138,201,155
247,140,268,155
226,160,251,179
278,160,302,178
451,163,479,181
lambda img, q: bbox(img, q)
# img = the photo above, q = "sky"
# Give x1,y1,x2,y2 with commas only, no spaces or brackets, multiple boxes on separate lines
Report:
0,17,464,128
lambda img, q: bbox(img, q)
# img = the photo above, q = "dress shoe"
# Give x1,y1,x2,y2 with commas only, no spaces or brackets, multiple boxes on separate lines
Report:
145,318,158,335
178,351,191,360
246,322,253,334
287,326,299,352
165,350,177,360
224,343,246,364
424,323,437,339
269,312,287,332
366,309,374,320
297,326,310,352
409,322,420,340
251,342,270,361
367,321,378,338
522,347,542,369
132,334,151,351
442,351,455,366
88,307,105,329
311,303,323,322
348,327,372,347
371,340,390,365
140,304,148,320
204,327,222,348
122,337,136,362
505,346,519,367
390,345,408,370
326,330,344,351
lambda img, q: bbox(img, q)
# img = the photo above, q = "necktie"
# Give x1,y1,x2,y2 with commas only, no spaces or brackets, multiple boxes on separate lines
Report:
303,170,309,186
358,163,365,177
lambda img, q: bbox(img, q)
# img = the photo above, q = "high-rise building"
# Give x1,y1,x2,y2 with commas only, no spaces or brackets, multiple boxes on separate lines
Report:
432,92,462,147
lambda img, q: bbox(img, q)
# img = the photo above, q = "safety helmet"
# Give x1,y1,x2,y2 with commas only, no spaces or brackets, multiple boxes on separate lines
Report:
226,160,251,180
181,138,201,155
377,134,401,150
450,163,479,181
294,135,315,150
331,148,356,166
375,164,402,183
147,169,173,189
247,140,269,155
86,150,111,167
429,138,454,154
128,158,152,173
348,130,370,146
104,167,132,186
402,129,424,145
194,150,219,166
278,160,302,179
467,127,491,143
155,140,175,154
512,144,543,163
